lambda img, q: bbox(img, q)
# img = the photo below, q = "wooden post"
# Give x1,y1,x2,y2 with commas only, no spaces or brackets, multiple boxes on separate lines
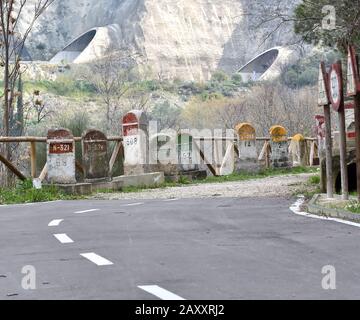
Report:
193,140,217,176
109,141,124,175
338,107,349,199
309,141,315,167
30,141,36,178
265,142,270,169
329,61,348,200
75,160,84,175
347,46,360,201
38,163,48,182
214,139,222,173
0,153,26,181
323,105,334,198
318,61,334,198
355,94,360,201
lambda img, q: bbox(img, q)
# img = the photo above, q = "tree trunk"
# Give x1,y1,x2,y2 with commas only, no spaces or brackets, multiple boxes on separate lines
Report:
16,74,24,136
3,49,13,186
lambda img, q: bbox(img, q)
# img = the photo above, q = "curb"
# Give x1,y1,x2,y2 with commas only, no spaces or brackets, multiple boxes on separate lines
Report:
307,194,360,223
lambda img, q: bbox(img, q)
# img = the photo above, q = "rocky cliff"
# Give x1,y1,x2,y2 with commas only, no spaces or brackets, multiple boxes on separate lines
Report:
23,0,299,81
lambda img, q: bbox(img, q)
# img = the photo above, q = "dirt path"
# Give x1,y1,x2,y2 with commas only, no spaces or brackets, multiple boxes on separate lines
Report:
92,173,315,200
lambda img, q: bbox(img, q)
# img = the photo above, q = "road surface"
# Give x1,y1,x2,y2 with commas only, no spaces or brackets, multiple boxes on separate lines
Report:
1,196,360,299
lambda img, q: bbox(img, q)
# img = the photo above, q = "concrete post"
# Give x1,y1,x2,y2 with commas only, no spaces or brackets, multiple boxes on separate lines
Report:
82,129,109,182
122,110,149,176
235,123,259,172
269,125,290,168
47,129,76,184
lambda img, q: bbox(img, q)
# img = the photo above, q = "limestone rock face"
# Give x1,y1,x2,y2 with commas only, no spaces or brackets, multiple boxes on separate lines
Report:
23,0,298,81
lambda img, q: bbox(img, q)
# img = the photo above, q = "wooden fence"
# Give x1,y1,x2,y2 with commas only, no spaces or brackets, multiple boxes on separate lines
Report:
0,136,123,182
0,136,318,182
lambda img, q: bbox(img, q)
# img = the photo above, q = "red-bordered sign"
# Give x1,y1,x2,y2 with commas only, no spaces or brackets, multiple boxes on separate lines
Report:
49,142,73,154
122,113,138,137
329,62,344,112
318,62,330,106
347,45,360,96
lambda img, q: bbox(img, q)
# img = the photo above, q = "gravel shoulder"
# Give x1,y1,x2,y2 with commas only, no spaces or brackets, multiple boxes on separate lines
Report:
92,173,315,200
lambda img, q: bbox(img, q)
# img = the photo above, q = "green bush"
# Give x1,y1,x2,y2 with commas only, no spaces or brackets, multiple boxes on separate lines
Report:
25,78,96,98
178,175,191,185
231,73,243,84
309,175,320,185
211,70,229,82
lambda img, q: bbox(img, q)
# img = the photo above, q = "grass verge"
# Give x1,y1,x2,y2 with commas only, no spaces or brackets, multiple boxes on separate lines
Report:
0,180,80,205
345,201,360,214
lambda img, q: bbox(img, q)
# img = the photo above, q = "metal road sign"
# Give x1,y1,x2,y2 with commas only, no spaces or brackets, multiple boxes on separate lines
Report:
347,46,360,97
329,63,343,112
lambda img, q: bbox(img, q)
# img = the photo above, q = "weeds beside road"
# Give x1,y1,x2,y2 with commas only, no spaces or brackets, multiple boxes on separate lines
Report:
0,180,79,205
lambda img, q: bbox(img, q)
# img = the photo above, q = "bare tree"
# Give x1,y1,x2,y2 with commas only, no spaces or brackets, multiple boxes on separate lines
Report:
0,0,55,185
149,100,181,131
23,89,53,126
247,82,280,136
182,96,248,130
247,81,317,136
81,49,138,134
216,98,247,129
1,0,54,135
127,86,152,113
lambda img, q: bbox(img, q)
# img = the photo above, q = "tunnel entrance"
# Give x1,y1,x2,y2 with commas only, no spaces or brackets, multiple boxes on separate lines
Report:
50,29,97,63
335,163,357,193
238,48,279,82
63,30,96,52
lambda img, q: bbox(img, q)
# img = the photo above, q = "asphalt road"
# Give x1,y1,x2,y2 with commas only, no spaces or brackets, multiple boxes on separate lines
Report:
1,196,360,300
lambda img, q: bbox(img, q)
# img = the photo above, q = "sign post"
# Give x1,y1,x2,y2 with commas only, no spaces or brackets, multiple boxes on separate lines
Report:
347,45,360,201
318,62,333,198
329,61,348,200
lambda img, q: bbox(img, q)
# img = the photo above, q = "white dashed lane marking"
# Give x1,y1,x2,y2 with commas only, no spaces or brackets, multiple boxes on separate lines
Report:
163,198,179,202
74,209,100,214
138,285,185,300
80,253,114,266
48,219,64,227
53,233,74,244
121,203,144,207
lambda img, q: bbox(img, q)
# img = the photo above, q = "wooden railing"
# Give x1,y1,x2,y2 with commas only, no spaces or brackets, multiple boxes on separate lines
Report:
0,135,318,182
0,136,123,182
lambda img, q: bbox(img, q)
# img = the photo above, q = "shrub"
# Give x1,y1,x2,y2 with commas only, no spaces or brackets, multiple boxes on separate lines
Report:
178,175,191,185
211,70,229,83
309,175,320,185
231,73,243,84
